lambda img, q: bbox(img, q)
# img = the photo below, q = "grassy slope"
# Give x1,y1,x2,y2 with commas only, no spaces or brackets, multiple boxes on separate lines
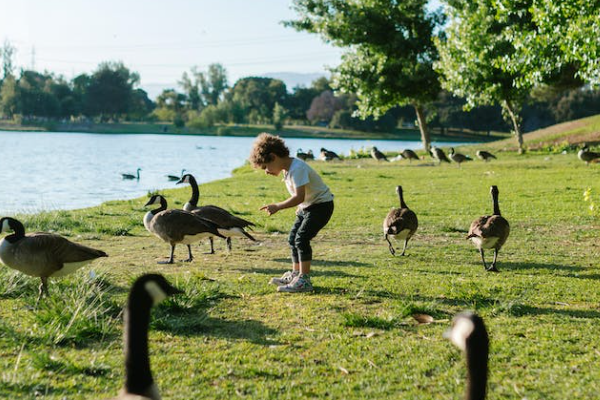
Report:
0,133,599,399
489,114,600,151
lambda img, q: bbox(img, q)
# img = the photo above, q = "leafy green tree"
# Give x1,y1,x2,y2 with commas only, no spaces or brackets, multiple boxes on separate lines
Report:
83,61,140,120
197,63,228,106
0,40,16,80
510,1,600,88
228,77,287,123
18,71,60,118
287,0,445,150
153,88,186,122
178,71,202,112
272,102,287,130
435,0,534,152
0,74,19,117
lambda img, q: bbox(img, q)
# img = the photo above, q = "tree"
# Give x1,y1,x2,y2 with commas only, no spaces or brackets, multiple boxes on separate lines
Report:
510,1,600,88
83,61,140,120
0,74,19,118
228,77,287,123
287,0,445,150
198,63,228,106
435,0,534,152
0,40,16,80
153,88,186,122
272,102,287,130
306,90,342,124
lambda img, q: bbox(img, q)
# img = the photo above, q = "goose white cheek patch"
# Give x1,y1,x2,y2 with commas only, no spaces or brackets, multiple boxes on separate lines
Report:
449,317,475,352
1,220,9,233
144,281,168,305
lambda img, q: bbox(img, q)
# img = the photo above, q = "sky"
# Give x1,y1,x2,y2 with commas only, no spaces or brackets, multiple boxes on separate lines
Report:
0,0,442,97
0,0,345,95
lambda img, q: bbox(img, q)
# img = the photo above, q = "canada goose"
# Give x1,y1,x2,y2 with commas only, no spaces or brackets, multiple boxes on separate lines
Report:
166,169,186,181
108,273,182,400
176,174,256,253
449,148,473,167
296,149,310,161
429,146,450,164
0,217,107,301
306,149,315,160
578,144,600,165
399,149,420,163
444,311,489,400
476,150,497,162
143,195,225,264
122,168,142,180
371,146,389,162
466,186,510,272
320,148,340,161
383,186,418,256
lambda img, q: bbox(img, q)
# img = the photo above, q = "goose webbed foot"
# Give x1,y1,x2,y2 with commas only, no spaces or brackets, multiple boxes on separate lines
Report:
486,265,499,272
183,245,194,262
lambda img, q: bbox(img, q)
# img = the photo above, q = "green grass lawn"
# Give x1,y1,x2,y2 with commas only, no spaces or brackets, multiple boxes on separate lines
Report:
0,147,599,399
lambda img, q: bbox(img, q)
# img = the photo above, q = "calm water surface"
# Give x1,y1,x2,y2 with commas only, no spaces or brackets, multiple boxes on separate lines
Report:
0,131,470,214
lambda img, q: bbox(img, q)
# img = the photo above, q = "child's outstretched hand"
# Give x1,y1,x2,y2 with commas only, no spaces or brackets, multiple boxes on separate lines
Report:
260,204,280,216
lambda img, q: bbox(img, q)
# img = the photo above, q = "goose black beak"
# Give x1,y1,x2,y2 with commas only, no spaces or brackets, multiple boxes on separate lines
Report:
175,178,184,185
143,199,153,207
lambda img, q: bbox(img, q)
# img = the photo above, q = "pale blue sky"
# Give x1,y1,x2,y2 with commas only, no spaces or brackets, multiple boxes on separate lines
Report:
0,0,442,93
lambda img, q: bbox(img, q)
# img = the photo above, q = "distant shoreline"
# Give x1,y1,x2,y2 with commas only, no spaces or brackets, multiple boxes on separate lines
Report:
0,121,504,142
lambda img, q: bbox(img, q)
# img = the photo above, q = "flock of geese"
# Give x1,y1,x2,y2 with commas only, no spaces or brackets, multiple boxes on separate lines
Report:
0,141,598,399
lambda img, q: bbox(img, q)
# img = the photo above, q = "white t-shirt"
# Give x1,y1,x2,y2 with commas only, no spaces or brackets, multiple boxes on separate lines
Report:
283,158,334,209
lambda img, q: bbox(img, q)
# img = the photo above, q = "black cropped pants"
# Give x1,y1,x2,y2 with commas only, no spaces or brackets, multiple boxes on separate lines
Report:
288,201,334,263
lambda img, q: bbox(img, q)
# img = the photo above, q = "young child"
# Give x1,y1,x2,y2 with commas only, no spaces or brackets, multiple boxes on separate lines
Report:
249,133,334,293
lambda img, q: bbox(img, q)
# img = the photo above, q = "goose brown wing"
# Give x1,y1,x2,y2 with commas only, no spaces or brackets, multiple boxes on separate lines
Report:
467,215,509,241
384,208,418,234
16,233,106,272
193,206,255,228
152,210,224,241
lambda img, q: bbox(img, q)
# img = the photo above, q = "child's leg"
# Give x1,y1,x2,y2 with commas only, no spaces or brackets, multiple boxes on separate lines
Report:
293,202,334,272
288,214,304,272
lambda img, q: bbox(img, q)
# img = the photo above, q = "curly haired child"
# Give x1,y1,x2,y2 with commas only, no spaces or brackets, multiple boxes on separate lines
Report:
249,133,334,292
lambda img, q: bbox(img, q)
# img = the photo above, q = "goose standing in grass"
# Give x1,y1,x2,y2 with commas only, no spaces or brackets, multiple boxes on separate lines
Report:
476,150,497,162
429,146,450,165
176,174,256,253
371,146,389,161
166,169,186,181
449,148,473,167
122,168,142,180
320,148,340,161
108,274,182,400
578,144,600,165
444,311,489,400
399,149,420,163
0,217,107,301
383,186,418,256
143,194,224,263
467,186,510,272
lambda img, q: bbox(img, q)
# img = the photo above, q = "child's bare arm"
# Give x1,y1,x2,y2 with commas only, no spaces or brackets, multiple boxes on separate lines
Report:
260,185,306,216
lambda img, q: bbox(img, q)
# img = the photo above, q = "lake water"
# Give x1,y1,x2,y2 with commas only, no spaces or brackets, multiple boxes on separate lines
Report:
0,131,471,214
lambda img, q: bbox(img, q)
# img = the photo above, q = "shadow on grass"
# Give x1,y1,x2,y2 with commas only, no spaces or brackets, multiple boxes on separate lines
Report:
498,261,600,279
271,258,373,268
236,266,362,279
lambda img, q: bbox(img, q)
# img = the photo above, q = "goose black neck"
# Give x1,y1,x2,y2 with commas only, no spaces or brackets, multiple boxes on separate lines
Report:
188,175,199,207
151,197,167,215
5,218,25,243
465,338,489,400
123,296,154,395
397,188,407,209
491,191,501,216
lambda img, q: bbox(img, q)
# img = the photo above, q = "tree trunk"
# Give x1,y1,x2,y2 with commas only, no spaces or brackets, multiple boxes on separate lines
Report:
414,104,431,152
503,99,524,154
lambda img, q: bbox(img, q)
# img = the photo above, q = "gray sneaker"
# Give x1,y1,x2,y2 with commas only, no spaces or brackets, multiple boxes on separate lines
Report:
269,271,298,286
277,274,313,293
